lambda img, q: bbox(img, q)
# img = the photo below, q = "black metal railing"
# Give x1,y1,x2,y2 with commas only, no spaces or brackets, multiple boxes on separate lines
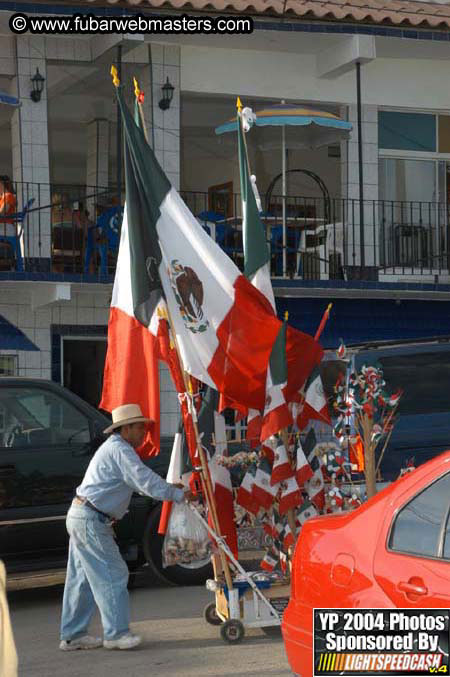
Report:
0,181,117,274
1,183,449,282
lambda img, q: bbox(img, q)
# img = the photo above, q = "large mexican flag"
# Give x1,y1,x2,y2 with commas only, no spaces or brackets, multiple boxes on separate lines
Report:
102,88,321,417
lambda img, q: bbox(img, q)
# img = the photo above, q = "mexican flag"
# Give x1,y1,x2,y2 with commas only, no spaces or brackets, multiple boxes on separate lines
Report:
237,105,313,441
296,365,331,430
260,316,293,441
270,434,293,485
158,422,192,534
200,387,238,559
236,462,259,515
105,87,317,416
278,475,302,515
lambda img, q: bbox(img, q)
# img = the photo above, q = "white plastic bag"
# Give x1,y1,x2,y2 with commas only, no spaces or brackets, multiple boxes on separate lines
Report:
162,502,212,568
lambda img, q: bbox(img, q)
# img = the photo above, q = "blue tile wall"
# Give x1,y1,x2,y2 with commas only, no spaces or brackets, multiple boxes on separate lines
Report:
276,296,450,348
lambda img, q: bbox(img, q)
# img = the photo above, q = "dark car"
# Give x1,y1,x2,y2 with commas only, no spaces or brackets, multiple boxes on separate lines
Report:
320,336,450,481
0,378,211,585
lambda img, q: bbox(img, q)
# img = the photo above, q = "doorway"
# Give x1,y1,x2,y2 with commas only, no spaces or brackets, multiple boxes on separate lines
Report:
62,338,107,408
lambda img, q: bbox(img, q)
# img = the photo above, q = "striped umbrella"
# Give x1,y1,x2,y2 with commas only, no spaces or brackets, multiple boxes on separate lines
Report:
215,103,352,274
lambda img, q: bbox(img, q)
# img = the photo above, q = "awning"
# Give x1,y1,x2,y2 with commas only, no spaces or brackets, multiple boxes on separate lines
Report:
0,314,38,351
0,91,20,107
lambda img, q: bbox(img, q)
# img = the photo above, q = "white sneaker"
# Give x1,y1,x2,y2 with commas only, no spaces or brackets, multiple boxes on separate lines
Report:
59,635,103,651
103,633,142,650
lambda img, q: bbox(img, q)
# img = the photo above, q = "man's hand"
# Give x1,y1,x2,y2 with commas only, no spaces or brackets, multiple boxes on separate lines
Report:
183,490,196,502
171,482,184,489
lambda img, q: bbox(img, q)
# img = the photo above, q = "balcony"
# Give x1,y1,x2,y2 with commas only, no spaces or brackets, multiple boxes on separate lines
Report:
0,183,449,288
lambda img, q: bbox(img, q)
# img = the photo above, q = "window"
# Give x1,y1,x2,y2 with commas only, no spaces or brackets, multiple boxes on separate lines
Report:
0,355,17,376
379,158,437,206
379,112,436,152
376,351,450,416
389,472,450,558
0,386,91,449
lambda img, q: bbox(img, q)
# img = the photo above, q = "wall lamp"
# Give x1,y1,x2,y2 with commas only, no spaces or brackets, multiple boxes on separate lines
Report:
30,67,45,103
158,77,174,111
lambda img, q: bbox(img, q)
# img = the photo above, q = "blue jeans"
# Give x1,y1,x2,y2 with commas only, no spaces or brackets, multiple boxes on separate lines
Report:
60,504,130,641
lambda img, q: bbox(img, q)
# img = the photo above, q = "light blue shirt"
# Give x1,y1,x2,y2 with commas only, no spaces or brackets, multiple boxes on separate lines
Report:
76,433,184,519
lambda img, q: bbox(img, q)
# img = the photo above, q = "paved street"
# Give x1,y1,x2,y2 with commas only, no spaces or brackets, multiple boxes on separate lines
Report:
8,576,292,677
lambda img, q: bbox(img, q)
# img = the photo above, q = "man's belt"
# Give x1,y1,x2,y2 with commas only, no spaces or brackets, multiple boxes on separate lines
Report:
74,495,113,521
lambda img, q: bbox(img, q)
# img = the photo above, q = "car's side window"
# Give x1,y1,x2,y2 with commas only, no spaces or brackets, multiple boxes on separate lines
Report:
389,472,450,559
0,386,91,449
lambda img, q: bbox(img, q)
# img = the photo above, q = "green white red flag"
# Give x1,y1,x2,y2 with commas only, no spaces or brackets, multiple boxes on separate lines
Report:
237,103,319,442
102,87,320,431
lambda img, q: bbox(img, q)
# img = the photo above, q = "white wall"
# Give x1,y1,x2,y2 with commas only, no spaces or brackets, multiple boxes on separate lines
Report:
181,47,450,112
0,284,180,435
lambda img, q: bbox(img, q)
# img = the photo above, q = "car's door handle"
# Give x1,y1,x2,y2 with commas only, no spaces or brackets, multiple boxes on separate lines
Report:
398,580,428,596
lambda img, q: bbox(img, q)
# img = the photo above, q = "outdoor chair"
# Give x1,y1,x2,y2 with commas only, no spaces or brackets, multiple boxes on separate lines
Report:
84,206,123,276
298,222,345,280
270,224,301,276
0,198,35,272
52,224,85,273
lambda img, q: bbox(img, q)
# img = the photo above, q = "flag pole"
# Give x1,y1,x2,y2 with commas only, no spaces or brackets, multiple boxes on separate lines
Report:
131,76,233,590
164,306,234,589
279,311,298,553
133,77,148,139
314,303,333,341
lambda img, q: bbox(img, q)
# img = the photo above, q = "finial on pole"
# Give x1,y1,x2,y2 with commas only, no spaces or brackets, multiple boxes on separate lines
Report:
284,310,289,322
236,96,243,113
133,76,140,99
111,65,120,87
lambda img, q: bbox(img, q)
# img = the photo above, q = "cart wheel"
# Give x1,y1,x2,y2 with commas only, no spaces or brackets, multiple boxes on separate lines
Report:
220,619,245,644
203,602,222,626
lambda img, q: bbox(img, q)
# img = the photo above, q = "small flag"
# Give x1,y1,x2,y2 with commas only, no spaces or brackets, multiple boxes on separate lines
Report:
253,457,279,510
236,463,260,515
298,499,319,525
260,547,279,572
279,475,303,515
295,440,313,488
270,436,293,485
337,339,346,359
296,366,331,430
305,453,325,511
246,408,262,448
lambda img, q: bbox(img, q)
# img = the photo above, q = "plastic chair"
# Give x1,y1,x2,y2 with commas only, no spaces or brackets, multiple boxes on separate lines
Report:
0,198,35,272
270,225,283,275
84,206,123,276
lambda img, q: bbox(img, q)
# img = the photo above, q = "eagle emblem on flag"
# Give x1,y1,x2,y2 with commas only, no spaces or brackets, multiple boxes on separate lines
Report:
169,259,209,334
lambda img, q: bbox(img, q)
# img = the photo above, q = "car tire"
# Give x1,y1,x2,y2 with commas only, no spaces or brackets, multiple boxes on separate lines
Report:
142,503,213,586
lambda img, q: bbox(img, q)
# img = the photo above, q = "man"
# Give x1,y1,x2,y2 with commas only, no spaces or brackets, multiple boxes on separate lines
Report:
0,560,18,676
60,404,195,652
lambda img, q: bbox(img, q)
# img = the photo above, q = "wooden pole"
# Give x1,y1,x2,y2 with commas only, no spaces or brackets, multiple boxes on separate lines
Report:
133,79,233,589
280,428,297,570
167,317,234,590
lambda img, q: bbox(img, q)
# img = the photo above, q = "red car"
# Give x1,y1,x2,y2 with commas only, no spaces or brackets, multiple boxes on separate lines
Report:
282,451,450,677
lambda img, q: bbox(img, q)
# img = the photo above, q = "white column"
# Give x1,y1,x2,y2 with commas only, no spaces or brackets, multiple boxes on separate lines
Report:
150,44,180,190
86,118,109,215
341,104,378,268
11,35,50,265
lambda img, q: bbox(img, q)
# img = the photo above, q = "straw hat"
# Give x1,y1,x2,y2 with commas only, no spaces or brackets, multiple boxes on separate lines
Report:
104,404,153,434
